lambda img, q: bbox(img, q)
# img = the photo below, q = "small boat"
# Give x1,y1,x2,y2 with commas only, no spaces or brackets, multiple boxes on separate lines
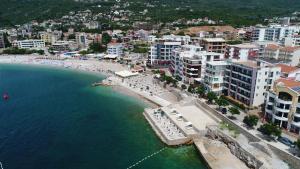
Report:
3,93,9,100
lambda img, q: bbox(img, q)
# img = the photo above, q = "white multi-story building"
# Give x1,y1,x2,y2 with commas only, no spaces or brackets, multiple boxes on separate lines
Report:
13,39,45,49
76,33,88,48
147,41,181,67
170,45,223,84
107,43,123,57
265,78,300,133
283,35,300,47
251,25,300,42
225,43,259,61
162,34,191,45
263,44,300,66
224,60,281,107
204,61,228,95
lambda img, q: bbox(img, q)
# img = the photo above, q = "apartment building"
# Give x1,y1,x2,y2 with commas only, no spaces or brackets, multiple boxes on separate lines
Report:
162,34,191,45
40,31,62,44
224,60,281,107
263,44,300,66
225,43,259,61
251,25,300,42
0,32,5,48
76,33,88,48
51,41,70,51
147,41,181,67
276,64,300,78
201,38,226,54
283,35,300,47
264,78,300,134
170,45,223,84
13,39,45,49
107,43,123,57
203,61,228,95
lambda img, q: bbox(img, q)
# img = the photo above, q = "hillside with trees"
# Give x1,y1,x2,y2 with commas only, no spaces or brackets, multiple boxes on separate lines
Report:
1,0,300,27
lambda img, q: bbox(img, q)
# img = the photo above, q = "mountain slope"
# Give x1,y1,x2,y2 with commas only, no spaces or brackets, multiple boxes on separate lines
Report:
1,0,300,26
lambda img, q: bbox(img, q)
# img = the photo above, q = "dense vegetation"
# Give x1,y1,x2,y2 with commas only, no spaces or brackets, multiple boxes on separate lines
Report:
1,0,300,27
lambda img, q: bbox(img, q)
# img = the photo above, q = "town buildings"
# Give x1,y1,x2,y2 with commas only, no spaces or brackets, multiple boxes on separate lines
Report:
265,78,300,134
224,60,281,107
13,39,45,49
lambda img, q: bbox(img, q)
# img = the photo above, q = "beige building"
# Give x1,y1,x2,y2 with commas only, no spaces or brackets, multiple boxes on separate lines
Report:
201,38,226,54
265,78,300,134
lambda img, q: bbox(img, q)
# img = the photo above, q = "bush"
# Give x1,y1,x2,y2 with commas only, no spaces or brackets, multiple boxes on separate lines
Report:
258,123,281,137
181,84,187,90
222,96,246,110
243,115,259,128
229,107,240,117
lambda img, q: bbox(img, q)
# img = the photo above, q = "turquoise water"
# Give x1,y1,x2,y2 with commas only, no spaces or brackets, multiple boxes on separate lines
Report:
0,64,207,169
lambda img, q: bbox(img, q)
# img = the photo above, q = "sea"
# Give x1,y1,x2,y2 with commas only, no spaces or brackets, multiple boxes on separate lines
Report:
0,64,207,169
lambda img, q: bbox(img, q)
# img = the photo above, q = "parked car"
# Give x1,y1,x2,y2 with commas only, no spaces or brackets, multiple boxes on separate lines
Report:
277,137,295,148
221,108,227,114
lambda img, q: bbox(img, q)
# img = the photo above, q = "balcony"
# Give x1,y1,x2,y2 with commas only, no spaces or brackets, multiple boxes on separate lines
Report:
275,98,292,105
291,121,300,127
274,106,290,113
265,109,273,114
273,114,288,121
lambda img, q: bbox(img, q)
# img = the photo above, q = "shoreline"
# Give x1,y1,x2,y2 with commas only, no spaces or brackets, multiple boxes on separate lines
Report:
0,56,157,109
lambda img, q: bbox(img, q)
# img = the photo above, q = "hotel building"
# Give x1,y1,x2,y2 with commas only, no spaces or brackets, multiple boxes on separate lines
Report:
107,43,123,57
224,60,281,107
201,38,226,54
13,39,45,49
203,61,228,95
265,78,300,134
225,43,259,61
170,45,223,84
147,41,181,67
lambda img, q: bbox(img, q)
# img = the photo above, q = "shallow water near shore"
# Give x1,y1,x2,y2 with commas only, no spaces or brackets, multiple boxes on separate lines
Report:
0,64,207,169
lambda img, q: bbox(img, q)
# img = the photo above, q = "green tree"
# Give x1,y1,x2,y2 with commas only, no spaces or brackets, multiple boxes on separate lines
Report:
102,33,112,45
243,115,259,128
196,85,205,98
258,123,281,137
215,97,229,110
89,42,106,53
229,107,240,118
68,34,75,39
207,91,217,103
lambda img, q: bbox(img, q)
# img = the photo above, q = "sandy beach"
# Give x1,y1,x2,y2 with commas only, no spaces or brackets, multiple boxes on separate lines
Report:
0,55,177,108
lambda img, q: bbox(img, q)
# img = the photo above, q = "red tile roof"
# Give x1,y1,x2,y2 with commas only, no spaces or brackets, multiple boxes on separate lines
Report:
276,64,299,74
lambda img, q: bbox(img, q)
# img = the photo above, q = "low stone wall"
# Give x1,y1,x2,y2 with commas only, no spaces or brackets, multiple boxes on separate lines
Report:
143,111,191,146
195,99,261,143
267,144,300,169
206,126,264,169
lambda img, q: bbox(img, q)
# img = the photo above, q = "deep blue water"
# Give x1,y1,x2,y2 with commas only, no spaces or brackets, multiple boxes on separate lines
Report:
0,64,207,169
